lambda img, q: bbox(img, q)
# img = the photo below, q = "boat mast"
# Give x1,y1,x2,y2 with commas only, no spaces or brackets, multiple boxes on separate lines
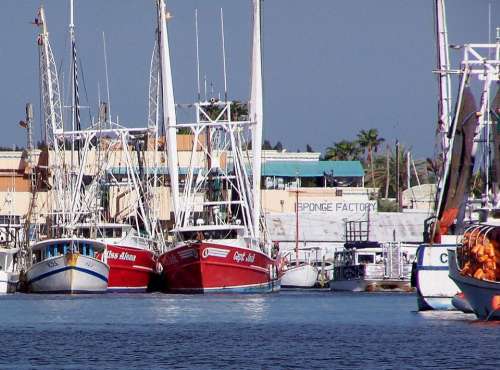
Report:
158,0,180,221
36,6,66,226
250,0,264,240
435,0,452,156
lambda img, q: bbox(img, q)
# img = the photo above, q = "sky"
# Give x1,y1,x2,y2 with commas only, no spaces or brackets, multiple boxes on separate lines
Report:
0,0,498,158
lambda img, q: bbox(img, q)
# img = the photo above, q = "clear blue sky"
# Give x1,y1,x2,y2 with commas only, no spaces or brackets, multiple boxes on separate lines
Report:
0,0,498,157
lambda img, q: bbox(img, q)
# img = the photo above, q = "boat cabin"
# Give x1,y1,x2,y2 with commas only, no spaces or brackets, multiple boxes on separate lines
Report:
70,223,131,241
31,239,106,264
332,242,413,283
0,247,18,273
174,225,246,242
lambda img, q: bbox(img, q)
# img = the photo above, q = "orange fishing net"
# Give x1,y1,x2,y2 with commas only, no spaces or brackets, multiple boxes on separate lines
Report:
460,232,500,282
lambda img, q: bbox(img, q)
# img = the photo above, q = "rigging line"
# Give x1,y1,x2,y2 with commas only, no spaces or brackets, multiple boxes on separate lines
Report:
77,56,93,123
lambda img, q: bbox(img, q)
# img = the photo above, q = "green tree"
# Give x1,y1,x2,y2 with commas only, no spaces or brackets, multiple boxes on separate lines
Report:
262,140,272,150
324,140,361,160
273,141,283,152
371,144,429,197
357,129,385,187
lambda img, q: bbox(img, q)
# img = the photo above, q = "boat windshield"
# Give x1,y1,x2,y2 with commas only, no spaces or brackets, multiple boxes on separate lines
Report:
177,228,239,242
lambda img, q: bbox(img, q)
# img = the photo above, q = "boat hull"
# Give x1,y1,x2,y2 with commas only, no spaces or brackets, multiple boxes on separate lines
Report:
448,249,500,320
159,242,280,293
27,253,109,294
329,278,411,292
413,244,460,310
281,264,318,288
104,245,156,293
0,271,18,293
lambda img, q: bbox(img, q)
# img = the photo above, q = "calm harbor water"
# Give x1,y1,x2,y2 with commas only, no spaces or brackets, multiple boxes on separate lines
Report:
0,291,499,369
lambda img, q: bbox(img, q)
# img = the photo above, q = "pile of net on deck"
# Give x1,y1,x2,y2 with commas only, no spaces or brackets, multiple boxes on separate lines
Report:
460,228,500,281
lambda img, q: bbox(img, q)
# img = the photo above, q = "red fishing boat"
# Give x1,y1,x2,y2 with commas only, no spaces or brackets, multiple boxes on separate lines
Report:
155,0,280,293
159,228,279,293
77,223,157,292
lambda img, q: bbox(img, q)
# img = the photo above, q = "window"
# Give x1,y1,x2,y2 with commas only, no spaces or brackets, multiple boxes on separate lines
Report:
358,254,374,264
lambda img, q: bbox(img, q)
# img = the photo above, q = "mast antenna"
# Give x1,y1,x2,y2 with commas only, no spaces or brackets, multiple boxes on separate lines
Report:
102,31,112,123
204,74,208,101
220,8,228,101
195,9,201,102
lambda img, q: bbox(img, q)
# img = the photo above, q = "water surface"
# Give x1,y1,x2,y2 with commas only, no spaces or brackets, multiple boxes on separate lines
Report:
0,291,498,369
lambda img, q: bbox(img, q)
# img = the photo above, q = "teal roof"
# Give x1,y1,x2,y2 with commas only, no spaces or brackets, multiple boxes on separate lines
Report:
109,167,200,176
261,161,364,178
109,160,364,178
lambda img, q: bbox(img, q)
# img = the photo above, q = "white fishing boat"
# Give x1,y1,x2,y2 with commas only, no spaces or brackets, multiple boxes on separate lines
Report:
412,0,480,311
413,241,460,310
26,238,109,293
21,5,113,294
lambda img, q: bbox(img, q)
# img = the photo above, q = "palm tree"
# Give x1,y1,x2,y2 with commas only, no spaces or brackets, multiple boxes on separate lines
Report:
371,144,428,197
357,129,385,187
325,140,361,160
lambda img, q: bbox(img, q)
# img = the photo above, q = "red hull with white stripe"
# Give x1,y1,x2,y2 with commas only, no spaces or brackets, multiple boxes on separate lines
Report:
159,243,280,293
104,245,156,292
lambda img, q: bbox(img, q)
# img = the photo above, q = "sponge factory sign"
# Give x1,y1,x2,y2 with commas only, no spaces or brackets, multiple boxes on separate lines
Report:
297,200,377,213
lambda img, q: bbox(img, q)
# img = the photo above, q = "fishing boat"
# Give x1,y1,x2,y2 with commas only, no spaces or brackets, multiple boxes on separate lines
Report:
412,0,474,310
27,238,109,293
157,0,280,293
413,241,460,310
448,225,500,320
73,223,157,292
23,5,110,294
29,0,162,293
330,242,413,292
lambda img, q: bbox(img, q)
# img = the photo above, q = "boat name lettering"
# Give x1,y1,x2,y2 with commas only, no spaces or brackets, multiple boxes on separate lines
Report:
164,254,178,266
106,250,136,262
440,253,448,264
47,260,59,268
297,201,377,213
233,251,255,263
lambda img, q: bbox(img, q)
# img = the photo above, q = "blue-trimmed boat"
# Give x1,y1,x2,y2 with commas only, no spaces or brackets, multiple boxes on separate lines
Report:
26,238,109,294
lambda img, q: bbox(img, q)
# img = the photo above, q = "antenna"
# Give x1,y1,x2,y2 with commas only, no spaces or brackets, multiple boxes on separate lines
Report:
195,9,201,102
204,74,208,101
220,8,228,101
488,2,492,59
102,31,112,123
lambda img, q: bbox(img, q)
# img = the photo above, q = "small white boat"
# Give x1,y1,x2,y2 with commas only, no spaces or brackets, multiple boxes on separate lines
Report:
0,247,19,293
26,238,109,294
281,262,318,288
